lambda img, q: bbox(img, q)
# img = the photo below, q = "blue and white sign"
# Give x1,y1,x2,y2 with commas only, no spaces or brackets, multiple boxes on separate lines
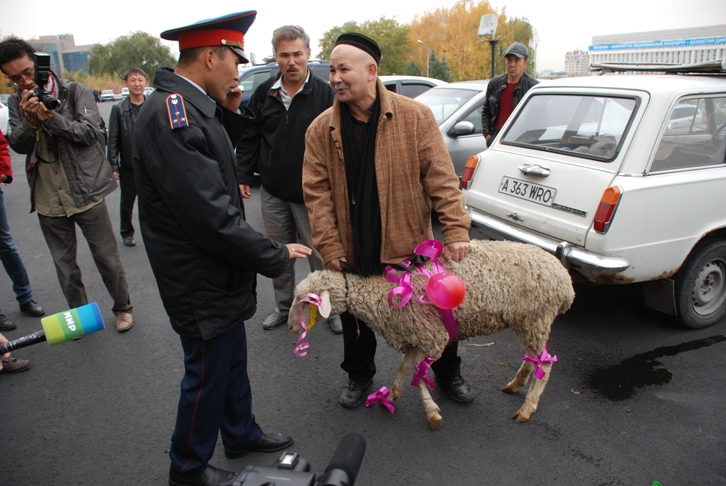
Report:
590,36,726,51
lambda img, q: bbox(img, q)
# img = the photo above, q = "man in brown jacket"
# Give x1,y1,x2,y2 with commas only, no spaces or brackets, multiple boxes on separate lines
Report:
303,33,473,409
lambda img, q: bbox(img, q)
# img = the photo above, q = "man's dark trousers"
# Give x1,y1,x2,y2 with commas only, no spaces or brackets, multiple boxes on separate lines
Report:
170,322,263,474
118,165,137,239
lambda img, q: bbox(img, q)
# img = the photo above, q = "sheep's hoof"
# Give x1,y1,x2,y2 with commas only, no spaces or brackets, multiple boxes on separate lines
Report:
511,407,532,423
428,413,443,429
389,387,401,401
501,384,517,394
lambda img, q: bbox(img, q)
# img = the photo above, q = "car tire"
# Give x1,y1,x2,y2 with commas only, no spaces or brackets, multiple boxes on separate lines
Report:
674,238,726,329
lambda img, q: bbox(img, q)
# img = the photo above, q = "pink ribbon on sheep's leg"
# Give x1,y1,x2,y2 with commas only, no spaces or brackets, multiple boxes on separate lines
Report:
294,293,322,358
522,346,558,380
365,386,396,414
410,356,436,389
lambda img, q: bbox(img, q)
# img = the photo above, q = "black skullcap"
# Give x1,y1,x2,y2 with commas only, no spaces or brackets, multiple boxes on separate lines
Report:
335,32,381,64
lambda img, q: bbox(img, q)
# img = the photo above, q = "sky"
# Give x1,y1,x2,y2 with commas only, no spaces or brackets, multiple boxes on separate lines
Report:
2,0,725,72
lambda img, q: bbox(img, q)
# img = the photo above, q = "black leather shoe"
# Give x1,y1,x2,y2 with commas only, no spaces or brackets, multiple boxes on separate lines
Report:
339,379,373,409
169,464,238,486
224,432,293,459
123,236,136,247
19,300,44,317
436,374,474,403
0,314,16,331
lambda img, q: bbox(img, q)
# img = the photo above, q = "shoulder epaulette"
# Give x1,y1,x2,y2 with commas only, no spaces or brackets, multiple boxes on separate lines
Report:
166,94,189,130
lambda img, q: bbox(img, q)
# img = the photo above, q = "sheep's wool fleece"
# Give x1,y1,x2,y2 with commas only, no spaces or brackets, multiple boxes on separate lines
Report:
294,240,575,359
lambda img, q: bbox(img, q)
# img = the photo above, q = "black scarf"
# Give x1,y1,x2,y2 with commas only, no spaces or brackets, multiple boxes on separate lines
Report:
340,97,383,277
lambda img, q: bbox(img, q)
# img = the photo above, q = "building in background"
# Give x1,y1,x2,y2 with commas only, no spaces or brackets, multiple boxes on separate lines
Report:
589,25,726,68
564,50,590,77
29,35,92,74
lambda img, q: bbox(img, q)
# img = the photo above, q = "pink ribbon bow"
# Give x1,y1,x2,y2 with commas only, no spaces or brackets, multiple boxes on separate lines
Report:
294,293,322,358
410,356,435,389
522,346,558,380
365,386,396,414
384,240,458,342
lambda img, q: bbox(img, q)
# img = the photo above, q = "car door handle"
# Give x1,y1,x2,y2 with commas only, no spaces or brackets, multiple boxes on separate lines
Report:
519,164,551,177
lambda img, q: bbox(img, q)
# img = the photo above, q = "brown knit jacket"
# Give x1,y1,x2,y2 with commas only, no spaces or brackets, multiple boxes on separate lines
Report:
303,78,471,266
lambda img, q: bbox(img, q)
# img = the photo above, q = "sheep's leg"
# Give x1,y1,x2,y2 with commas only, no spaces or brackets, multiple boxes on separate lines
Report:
504,360,553,423
389,348,420,401
502,359,534,394
417,379,442,429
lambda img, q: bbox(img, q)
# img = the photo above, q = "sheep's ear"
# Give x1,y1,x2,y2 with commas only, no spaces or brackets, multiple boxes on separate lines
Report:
319,290,332,318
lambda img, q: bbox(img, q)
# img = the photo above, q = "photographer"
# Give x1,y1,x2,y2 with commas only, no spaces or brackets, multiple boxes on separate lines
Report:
0,38,135,333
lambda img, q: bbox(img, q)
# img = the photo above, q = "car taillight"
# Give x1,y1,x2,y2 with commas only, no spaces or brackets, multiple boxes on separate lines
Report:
460,155,480,190
593,186,622,234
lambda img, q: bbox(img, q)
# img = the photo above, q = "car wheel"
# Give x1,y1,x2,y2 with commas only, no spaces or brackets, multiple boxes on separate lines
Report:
674,238,726,329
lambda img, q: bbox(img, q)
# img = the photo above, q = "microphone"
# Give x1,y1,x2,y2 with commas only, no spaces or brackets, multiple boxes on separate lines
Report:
315,433,366,486
0,303,106,354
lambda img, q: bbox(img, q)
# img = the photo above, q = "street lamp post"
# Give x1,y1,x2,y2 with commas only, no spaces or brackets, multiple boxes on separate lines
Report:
418,39,432,77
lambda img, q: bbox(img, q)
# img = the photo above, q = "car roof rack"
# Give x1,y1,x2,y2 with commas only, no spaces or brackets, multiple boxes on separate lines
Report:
590,58,726,75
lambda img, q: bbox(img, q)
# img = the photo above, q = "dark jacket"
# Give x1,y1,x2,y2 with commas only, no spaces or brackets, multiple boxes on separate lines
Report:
481,72,539,138
7,76,116,212
133,67,289,340
107,96,145,172
236,71,334,203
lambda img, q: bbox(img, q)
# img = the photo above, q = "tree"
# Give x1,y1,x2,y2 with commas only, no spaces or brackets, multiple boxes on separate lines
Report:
406,61,422,76
318,17,411,75
408,1,534,81
89,31,176,82
429,55,452,82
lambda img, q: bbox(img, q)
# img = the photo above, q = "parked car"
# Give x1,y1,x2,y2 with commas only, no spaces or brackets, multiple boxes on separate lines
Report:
0,100,9,136
121,87,130,98
143,87,156,97
100,90,115,102
238,60,330,105
0,93,11,105
414,80,490,177
379,75,446,98
462,62,726,329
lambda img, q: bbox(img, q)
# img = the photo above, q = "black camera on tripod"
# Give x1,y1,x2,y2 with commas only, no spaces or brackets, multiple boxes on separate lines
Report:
32,52,60,110
232,432,365,486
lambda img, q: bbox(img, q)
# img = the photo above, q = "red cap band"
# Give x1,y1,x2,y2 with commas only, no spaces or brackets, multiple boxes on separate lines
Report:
177,29,244,50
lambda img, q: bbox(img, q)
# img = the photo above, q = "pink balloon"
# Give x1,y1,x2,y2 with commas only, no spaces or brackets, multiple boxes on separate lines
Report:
425,273,466,310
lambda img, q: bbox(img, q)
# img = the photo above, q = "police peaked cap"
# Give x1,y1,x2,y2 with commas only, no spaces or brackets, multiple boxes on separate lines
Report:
161,10,256,63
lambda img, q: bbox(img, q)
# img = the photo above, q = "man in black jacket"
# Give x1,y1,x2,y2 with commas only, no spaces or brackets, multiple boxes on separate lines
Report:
133,12,312,486
481,42,539,147
107,67,147,247
237,25,341,333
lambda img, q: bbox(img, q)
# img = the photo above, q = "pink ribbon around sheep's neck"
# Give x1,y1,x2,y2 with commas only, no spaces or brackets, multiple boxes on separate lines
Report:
410,356,435,389
522,346,558,380
365,386,396,414
384,239,458,342
294,293,322,357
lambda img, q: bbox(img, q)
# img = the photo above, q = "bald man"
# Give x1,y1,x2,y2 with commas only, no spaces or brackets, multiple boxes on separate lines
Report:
302,33,474,409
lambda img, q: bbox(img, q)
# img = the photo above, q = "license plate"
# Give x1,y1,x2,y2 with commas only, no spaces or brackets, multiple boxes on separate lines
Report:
498,176,557,207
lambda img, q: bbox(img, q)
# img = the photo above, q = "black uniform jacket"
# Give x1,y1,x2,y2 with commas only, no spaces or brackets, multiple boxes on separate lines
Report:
133,68,289,340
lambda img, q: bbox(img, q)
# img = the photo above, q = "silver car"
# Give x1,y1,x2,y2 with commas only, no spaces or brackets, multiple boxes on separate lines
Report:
415,80,490,176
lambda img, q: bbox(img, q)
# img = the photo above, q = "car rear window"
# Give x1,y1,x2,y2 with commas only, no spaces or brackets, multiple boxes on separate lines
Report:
416,88,479,125
501,94,638,162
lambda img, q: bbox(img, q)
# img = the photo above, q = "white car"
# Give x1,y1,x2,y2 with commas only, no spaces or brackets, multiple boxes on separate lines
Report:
100,90,115,102
379,75,447,98
462,61,726,329
0,100,9,136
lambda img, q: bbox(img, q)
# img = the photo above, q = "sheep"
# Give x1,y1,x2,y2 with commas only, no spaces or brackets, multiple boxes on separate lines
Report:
288,239,575,428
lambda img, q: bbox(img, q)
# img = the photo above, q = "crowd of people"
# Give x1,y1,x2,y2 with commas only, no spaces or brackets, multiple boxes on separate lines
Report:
0,10,536,485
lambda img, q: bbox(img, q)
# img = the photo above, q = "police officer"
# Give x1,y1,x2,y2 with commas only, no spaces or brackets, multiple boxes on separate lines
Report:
132,11,312,486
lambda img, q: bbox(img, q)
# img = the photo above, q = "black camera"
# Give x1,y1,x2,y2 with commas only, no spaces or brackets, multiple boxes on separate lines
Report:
232,433,365,486
32,52,60,110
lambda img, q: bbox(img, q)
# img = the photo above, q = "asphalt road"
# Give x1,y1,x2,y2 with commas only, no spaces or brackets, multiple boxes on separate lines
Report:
1,100,725,485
